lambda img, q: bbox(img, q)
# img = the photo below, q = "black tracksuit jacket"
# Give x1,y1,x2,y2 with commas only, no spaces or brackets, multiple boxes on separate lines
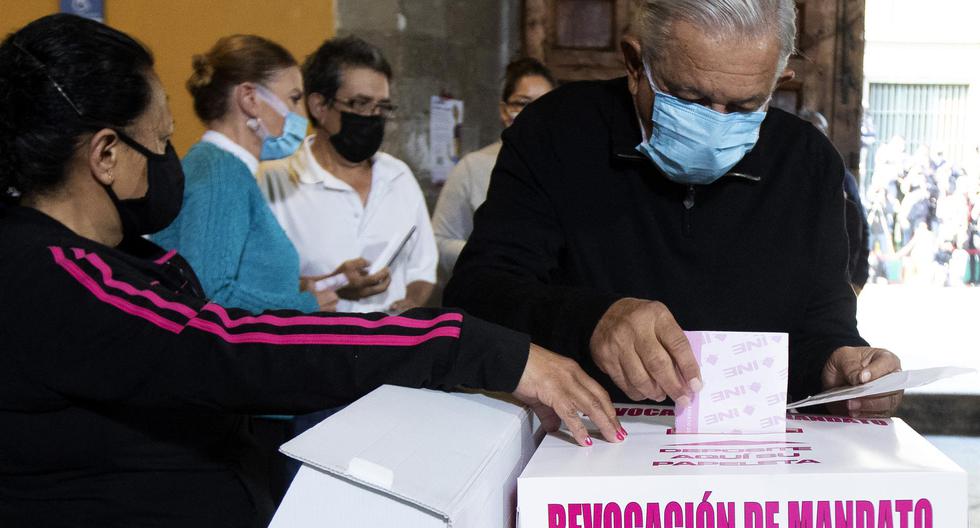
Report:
0,206,528,527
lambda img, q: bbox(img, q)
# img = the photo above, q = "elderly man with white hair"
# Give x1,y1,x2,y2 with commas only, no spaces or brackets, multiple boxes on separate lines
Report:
445,0,902,417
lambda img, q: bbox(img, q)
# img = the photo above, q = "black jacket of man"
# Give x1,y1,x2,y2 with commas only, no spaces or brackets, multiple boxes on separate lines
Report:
444,77,868,404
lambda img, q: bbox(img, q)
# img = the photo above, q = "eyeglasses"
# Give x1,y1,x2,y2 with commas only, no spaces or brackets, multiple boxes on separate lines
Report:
332,97,398,118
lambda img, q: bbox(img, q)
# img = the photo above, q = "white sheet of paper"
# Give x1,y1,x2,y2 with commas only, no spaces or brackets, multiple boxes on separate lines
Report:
675,331,789,434
786,366,976,410
367,225,416,275
313,274,349,292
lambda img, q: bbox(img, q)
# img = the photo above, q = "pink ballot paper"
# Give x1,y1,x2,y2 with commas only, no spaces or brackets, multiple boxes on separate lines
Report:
674,330,789,434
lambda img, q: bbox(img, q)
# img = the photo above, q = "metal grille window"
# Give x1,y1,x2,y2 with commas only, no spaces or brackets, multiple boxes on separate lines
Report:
865,83,970,182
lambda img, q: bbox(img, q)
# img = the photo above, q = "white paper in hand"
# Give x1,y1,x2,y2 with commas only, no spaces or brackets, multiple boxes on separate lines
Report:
674,331,789,434
786,366,976,410
366,225,417,275
313,274,349,292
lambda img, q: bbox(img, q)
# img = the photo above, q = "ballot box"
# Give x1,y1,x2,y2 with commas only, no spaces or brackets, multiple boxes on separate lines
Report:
269,385,543,528
518,404,967,528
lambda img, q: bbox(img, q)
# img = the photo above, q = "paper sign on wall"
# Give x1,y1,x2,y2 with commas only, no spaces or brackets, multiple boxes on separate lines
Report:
429,96,463,184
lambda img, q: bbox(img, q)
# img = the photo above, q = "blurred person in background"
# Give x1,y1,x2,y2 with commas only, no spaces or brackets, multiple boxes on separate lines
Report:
259,37,436,314
153,35,367,313
431,58,556,274
798,109,870,293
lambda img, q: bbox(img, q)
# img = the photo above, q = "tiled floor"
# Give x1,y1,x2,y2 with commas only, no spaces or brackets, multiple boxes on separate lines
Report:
925,435,980,526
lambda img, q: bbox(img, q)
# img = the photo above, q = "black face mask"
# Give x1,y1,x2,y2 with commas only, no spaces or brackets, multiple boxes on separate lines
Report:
329,111,385,163
103,131,185,241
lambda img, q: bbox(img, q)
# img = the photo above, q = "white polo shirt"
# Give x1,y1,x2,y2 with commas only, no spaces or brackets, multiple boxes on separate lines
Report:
257,135,438,313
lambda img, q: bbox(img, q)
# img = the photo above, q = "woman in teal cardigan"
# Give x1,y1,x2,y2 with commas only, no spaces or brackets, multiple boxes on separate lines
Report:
154,35,389,313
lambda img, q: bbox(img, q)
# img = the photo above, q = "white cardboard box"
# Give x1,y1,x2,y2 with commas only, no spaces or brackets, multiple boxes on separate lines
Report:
518,404,967,528
269,385,542,528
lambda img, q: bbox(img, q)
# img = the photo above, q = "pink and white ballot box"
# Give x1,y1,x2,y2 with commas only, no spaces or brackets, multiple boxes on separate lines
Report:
518,404,966,528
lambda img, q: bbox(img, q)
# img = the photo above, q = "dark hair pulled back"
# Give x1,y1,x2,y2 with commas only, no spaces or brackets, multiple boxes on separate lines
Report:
502,57,556,102
0,14,154,203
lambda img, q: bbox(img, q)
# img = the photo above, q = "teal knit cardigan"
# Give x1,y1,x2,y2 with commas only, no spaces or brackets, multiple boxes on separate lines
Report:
153,141,318,313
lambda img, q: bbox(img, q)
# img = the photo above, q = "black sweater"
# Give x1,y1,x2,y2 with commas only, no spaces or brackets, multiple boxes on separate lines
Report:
445,77,867,404
0,206,529,527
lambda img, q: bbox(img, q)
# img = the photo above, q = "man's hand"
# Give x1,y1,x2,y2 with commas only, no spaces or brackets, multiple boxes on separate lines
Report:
513,344,626,447
822,346,903,418
590,298,702,405
332,258,391,300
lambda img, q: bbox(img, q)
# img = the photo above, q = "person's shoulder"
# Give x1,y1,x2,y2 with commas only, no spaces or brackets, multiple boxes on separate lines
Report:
0,208,102,288
762,108,845,188
374,152,426,196
540,77,623,105
183,141,234,166
183,142,253,184
521,77,624,119
456,141,502,173
764,108,831,150
508,78,626,147
473,141,502,160
374,151,415,179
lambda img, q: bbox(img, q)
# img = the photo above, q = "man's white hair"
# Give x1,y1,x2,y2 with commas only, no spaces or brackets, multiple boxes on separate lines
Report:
631,0,797,74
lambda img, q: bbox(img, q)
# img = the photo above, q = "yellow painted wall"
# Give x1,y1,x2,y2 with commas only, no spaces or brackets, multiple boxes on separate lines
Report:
0,0,334,153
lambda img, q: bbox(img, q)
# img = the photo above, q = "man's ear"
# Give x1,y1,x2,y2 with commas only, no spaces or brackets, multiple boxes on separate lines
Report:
88,129,121,186
777,68,796,86
620,35,645,96
307,92,328,125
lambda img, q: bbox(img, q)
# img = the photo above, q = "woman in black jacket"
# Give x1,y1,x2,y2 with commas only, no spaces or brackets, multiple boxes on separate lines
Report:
0,15,623,527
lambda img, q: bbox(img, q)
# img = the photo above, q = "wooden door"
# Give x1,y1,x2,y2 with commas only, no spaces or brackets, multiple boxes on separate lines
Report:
523,0,634,82
786,0,866,174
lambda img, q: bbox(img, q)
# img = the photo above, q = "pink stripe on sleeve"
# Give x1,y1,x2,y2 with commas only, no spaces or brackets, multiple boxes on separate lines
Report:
154,249,178,265
74,249,465,333
49,246,463,348
201,303,463,330
50,247,186,333
81,251,198,318
187,318,462,346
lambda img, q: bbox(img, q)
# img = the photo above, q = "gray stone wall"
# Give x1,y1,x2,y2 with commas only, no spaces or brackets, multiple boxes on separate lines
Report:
335,0,521,207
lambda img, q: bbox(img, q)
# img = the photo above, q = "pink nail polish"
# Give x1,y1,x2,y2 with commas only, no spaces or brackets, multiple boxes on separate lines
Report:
620,427,629,437
584,436,593,446
616,431,625,441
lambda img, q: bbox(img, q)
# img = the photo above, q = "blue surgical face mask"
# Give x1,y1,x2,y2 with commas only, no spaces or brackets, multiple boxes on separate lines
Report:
636,63,767,185
248,85,309,160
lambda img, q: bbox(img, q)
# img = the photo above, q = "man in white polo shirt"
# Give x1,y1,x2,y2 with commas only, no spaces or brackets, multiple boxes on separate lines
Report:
259,36,437,313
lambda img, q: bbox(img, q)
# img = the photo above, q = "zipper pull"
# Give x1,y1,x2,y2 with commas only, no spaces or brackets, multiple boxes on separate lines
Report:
683,185,696,210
